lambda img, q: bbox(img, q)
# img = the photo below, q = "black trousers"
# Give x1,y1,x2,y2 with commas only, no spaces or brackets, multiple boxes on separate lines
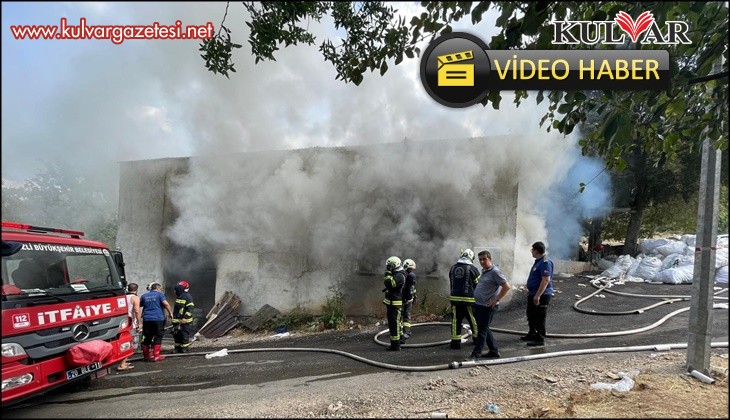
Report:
386,304,402,342
526,294,552,341
401,299,413,334
450,303,477,346
173,323,193,351
142,320,165,346
472,303,498,356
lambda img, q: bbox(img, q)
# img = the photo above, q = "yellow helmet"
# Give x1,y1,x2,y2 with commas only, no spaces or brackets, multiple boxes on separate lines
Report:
403,259,416,270
460,248,475,262
385,256,402,271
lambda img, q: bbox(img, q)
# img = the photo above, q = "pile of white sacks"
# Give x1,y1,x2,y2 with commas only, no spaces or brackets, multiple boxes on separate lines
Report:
597,234,729,284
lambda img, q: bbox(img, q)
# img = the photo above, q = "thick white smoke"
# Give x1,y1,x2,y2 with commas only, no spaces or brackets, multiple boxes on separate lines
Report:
166,100,613,284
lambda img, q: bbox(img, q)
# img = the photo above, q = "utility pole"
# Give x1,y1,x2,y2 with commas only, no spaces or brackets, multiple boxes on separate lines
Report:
686,57,724,375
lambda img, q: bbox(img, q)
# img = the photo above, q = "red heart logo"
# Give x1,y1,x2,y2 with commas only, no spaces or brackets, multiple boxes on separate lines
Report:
615,11,655,43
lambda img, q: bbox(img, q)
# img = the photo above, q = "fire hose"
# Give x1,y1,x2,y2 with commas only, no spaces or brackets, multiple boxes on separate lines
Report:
129,279,729,373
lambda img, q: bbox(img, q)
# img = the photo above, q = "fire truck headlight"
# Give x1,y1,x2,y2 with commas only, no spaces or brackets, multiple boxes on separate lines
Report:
2,373,34,392
120,318,129,329
1,343,26,358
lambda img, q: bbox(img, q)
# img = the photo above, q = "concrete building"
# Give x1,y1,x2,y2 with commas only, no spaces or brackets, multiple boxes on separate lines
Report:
117,137,582,318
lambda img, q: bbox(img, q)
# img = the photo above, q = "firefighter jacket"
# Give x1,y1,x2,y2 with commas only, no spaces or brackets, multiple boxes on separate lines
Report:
383,268,405,306
172,284,195,325
448,259,480,303
403,271,417,303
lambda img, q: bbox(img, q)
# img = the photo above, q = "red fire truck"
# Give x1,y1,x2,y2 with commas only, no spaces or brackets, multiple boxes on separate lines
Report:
1,222,134,405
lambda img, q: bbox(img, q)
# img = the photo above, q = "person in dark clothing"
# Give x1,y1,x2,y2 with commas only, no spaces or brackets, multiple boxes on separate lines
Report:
448,248,480,349
172,280,195,353
383,256,406,351
401,259,417,340
140,282,173,361
523,241,554,346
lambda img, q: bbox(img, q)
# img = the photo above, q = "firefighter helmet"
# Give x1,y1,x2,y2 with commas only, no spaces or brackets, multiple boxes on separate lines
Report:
403,259,416,270
178,280,190,290
460,248,475,262
385,256,402,271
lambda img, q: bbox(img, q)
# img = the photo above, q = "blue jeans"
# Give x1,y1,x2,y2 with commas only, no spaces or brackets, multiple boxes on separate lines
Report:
471,303,498,356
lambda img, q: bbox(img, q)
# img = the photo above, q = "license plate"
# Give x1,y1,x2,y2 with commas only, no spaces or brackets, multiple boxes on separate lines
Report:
66,361,102,380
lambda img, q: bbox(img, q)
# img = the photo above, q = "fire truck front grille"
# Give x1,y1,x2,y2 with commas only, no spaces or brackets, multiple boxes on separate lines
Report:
9,315,128,361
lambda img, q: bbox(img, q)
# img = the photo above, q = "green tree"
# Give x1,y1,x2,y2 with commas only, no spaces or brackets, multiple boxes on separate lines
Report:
201,2,727,153
1,162,119,246
201,1,728,250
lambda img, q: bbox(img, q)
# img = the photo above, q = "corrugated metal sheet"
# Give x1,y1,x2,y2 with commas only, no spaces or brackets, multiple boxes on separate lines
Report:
198,291,241,338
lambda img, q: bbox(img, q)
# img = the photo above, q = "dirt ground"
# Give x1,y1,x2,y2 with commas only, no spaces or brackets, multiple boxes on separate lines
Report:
217,314,729,419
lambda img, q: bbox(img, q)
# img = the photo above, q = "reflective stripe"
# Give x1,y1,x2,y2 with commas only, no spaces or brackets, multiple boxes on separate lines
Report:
449,296,475,303
383,299,403,306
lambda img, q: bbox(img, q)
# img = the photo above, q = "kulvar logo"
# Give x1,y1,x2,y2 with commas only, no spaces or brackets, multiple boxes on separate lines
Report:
614,11,654,43
552,11,691,45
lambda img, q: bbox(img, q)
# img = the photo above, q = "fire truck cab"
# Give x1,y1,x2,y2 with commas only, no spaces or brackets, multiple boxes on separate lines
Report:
1,222,134,405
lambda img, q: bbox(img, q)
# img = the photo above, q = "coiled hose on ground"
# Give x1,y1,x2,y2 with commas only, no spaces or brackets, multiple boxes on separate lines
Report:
133,277,729,372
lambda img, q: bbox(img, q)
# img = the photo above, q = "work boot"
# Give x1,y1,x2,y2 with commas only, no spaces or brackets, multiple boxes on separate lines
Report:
450,340,461,350
463,354,480,362
142,345,152,362
526,333,545,346
520,333,538,341
152,344,166,361
386,340,401,351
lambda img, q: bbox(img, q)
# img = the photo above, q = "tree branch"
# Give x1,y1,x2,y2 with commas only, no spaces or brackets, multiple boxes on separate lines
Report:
687,71,729,85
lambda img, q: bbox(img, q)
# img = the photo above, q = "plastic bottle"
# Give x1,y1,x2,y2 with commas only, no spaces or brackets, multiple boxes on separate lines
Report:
485,403,500,414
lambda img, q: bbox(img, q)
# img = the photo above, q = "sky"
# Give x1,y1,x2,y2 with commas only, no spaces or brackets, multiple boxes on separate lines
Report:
1,2,612,268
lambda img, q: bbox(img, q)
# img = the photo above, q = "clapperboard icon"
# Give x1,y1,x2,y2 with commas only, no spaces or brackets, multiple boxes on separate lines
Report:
437,50,475,87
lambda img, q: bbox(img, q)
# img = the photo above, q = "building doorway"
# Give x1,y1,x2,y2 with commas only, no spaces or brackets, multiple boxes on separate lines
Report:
163,245,216,331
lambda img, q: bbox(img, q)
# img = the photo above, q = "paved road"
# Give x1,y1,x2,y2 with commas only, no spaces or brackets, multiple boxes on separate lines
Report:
3,275,728,418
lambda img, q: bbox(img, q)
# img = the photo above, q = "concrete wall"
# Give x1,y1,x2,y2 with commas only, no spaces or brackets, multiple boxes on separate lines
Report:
118,139,523,316
117,157,189,287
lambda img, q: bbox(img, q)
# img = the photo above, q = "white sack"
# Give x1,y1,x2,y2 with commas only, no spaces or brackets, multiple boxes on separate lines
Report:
626,256,643,277
640,239,668,255
600,255,633,279
655,240,688,257
681,234,697,247
717,236,729,249
654,265,694,284
634,256,663,281
661,253,694,271
716,265,728,284
716,248,728,268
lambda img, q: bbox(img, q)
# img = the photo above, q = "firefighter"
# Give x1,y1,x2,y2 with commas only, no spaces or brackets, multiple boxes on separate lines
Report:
383,256,406,351
172,280,195,353
448,248,480,349
401,259,417,340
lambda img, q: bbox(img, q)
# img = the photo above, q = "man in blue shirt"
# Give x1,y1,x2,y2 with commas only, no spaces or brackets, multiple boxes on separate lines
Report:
524,241,554,346
140,282,174,361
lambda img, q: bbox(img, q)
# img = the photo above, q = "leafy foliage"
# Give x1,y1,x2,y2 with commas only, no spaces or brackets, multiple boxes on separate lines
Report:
1,161,118,246
266,305,316,330
201,2,417,85
202,2,728,168
200,1,728,250
602,184,729,241
320,286,346,329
